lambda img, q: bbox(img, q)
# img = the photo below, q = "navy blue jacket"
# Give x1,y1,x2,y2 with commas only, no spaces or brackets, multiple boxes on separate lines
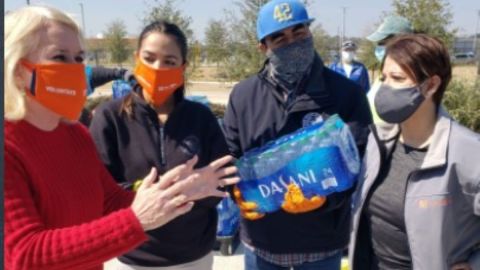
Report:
223,55,372,253
89,90,228,266
328,60,370,93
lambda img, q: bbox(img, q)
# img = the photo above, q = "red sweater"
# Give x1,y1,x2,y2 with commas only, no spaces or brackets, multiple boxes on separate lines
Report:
4,120,148,270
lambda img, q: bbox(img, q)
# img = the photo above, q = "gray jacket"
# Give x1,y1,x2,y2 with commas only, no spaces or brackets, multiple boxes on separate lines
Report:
349,109,480,270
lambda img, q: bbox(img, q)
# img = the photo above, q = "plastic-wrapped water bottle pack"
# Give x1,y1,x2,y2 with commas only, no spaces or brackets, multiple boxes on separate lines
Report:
112,80,133,99
216,197,240,237
236,114,361,214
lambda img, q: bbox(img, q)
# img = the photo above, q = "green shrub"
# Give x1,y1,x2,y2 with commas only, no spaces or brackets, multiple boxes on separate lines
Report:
443,79,480,132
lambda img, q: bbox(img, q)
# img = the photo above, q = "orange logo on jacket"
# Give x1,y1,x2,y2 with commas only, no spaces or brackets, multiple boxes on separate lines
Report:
417,197,451,209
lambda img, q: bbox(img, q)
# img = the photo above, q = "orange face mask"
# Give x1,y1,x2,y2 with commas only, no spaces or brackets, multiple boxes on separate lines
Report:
133,58,184,106
22,61,87,121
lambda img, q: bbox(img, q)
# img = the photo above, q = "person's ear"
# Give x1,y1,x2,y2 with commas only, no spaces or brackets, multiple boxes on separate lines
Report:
14,61,29,90
424,75,441,99
14,62,24,80
258,42,267,54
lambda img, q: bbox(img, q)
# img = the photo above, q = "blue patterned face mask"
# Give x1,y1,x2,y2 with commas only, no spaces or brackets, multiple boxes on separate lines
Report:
267,36,315,86
374,45,386,62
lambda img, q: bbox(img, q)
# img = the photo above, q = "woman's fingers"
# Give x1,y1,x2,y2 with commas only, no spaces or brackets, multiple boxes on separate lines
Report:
170,202,195,218
171,156,198,182
156,164,187,190
209,189,229,198
215,165,238,178
185,155,198,170
161,174,198,199
138,167,157,190
209,155,235,170
219,176,240,187
163,194,189,209
163,195,195,214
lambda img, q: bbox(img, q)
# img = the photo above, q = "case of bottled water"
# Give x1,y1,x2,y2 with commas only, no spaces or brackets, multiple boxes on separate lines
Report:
236,114,361,214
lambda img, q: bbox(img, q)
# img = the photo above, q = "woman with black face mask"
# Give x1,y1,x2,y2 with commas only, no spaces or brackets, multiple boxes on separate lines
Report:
348,34,480,270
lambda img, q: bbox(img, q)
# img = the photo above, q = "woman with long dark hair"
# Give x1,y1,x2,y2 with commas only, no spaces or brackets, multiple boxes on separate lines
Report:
90,20,237,270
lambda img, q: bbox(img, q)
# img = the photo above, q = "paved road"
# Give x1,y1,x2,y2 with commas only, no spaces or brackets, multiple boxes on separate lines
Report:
92,81,234,105
103,244,246,270
213,243,245,270
186,81,234,105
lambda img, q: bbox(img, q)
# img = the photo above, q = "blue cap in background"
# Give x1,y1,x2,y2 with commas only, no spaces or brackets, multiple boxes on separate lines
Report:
256,0,314,41
342,40,357,51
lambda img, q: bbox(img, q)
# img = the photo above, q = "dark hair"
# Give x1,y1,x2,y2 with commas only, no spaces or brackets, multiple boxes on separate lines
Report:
137,20,188,62
121,20,188,116
383,34,452,107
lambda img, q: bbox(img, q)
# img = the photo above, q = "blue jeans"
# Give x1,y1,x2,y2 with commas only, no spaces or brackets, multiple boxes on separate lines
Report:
244,248,342,270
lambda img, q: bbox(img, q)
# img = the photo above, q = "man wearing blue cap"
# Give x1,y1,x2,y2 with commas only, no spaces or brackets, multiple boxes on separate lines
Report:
329,40,370,92
223,0,372,269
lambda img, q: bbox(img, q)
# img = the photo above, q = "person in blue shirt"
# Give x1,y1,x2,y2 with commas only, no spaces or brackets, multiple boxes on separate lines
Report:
80,66,134,126
329,41,370,93
85,65,133,96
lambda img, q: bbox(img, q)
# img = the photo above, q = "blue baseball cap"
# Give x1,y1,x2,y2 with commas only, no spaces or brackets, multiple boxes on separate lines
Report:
367,15,413,42
342,40,357,51
256,0,314,41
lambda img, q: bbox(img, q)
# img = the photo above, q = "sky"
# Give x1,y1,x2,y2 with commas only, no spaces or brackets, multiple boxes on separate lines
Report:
5,0,480,41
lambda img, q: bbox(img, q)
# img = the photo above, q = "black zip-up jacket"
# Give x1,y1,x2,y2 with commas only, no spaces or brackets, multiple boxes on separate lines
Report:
89,90,228,266
223,54,372,254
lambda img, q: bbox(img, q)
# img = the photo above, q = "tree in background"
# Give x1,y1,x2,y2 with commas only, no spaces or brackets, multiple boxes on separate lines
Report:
104,19,130,66
143,0,194,42
357,38,379,79
311,24,333,64
222,0,269,80
143,0,196,71
357,18,386,81
204,19,229,67
392,0,456,48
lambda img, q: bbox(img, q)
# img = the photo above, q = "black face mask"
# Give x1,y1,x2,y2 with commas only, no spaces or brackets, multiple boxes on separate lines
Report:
374,82,426,124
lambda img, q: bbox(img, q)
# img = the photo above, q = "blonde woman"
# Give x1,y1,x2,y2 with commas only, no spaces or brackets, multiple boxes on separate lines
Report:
4,6,238,270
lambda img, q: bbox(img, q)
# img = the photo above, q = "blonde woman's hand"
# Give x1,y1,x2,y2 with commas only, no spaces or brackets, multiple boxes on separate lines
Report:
131,159,197,231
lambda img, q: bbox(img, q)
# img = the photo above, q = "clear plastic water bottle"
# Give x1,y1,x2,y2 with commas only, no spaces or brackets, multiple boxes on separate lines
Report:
337,123,361,175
